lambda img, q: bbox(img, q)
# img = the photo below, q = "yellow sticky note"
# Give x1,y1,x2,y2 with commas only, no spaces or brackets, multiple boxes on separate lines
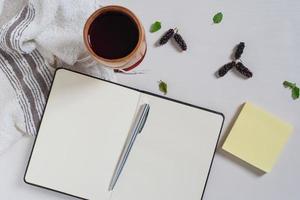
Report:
222,102,293,173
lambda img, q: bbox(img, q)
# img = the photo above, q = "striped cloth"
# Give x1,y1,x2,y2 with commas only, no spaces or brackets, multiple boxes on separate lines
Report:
0,4,52,136
0,1,114,142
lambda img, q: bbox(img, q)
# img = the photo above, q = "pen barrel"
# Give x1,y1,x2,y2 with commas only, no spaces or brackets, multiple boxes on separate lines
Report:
108,103,150,191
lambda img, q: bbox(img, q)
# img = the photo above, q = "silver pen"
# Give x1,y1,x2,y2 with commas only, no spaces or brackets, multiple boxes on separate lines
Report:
108,103,150,191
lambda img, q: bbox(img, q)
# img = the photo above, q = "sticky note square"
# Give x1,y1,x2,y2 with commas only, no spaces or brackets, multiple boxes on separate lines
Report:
222,102,293,173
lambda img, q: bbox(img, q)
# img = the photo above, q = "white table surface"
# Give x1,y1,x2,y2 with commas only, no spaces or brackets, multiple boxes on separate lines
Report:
1,0,300,199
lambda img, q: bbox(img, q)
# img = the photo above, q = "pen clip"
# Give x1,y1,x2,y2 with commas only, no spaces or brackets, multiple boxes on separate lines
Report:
137,104,150,134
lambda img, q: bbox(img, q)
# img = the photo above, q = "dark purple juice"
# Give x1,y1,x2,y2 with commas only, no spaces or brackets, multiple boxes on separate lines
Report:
88,11,139,59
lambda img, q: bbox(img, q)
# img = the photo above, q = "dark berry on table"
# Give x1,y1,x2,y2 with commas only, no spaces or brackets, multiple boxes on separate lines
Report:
218,61,236,77
234,42,245,60
173,32,187,51
235,62,253,78
159,29,175,45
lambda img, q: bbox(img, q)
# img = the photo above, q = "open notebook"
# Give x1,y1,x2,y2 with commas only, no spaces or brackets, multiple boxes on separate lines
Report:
24,69,224,200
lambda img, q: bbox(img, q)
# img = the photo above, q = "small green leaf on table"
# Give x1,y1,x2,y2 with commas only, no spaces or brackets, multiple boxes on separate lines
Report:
283,81,299,100
213,12,223,24
150,21,161,33
159,80,168,95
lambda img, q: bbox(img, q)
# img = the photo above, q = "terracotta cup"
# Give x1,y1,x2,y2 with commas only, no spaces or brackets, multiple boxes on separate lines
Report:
83,5,146,71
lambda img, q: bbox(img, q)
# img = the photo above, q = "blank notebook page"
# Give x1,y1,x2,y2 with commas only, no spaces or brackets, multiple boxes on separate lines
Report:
111,93,224,200
25,69,140,199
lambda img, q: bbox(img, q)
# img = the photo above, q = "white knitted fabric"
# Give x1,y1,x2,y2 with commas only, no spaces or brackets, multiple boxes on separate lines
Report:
0,0,115,155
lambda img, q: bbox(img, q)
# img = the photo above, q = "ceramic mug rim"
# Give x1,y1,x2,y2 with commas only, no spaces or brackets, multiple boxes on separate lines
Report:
83,5,144,64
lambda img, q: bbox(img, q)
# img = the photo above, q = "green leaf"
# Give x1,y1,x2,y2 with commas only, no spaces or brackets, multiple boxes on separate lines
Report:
292,87,300,100
283,81,296,89
283,80,299,100
213,12,223,24
158,80,167,95
150,21,161,33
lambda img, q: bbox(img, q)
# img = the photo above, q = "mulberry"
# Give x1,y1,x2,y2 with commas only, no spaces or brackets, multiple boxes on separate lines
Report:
235,62,252,78
173,32,187,51
218,61,236,77
159,29,174,45
234,42,245,60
